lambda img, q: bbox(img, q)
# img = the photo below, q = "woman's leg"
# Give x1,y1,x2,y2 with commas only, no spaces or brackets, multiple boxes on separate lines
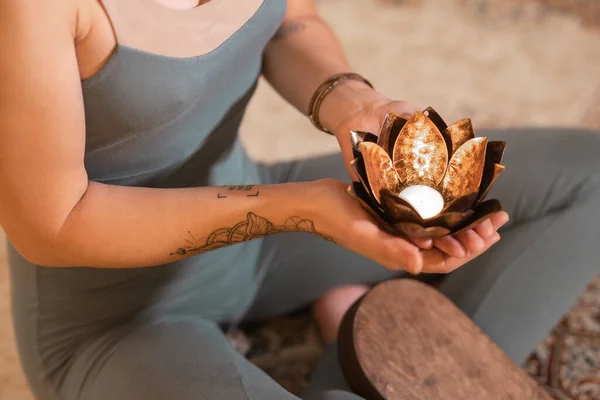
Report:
249,153,403,321
437,127,600,364
58,317,364,400
250,127,600,365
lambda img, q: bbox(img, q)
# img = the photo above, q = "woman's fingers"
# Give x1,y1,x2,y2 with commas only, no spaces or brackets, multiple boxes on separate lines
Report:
391,213,509,275
409,237,433,249
380,236,422,274
452,212,508,254
421,231,501,273
430,211,509,256
430,221,490,257
489,211,510,230
349,207,509,275
433,236,466,257
454,229,485,254
488,232,501,244
473,218,495,239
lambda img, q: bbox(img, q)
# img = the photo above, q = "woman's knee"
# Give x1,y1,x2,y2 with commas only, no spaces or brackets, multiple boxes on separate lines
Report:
485,127,600,172
282,152,350,184
63,319,250,400
481,128,600,219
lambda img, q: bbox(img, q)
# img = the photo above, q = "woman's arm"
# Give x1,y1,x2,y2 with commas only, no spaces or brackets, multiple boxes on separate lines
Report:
39,182,321,268
262,1,509,260
0,0,322,269
262,0,387,136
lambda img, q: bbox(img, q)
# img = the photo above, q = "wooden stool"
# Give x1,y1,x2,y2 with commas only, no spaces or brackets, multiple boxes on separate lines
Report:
337,279,552,400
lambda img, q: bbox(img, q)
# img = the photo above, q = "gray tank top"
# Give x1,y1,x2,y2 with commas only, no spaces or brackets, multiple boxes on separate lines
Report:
8,1,287,397
83,1,282,189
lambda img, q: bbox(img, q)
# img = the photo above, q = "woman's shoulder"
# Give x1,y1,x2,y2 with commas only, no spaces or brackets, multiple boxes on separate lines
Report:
0,0,105,79
2,0,84,34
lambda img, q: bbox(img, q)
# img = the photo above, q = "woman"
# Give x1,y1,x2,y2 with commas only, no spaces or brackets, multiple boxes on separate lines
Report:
0,0,597,399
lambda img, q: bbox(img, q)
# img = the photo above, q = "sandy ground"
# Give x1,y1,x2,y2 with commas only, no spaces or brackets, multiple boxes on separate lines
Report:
242,0,600,163
1,0,599,399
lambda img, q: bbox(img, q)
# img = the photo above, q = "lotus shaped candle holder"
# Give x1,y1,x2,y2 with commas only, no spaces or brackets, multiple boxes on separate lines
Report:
348,107,506,239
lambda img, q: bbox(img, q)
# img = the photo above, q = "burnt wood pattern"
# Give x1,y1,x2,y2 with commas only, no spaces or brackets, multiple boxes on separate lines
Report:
338,279,552,400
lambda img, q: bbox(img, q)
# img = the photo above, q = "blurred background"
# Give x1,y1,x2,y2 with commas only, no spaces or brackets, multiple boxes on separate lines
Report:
1,0,599,399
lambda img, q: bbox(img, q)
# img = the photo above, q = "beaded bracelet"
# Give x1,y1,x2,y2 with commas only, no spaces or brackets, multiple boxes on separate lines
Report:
307,72,374,135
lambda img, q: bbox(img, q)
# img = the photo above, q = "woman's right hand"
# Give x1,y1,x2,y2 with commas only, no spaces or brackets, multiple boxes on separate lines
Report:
311,178,509,275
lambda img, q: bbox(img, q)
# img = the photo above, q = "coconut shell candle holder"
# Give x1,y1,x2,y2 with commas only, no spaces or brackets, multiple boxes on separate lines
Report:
348,107,506,239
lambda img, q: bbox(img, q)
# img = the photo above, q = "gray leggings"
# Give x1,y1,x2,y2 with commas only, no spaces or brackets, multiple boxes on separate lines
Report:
62,128,600,400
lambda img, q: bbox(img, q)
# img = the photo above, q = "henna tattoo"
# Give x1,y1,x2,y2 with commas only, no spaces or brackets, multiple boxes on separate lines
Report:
170,212,335,256
218,185,258,198
228,185,254,191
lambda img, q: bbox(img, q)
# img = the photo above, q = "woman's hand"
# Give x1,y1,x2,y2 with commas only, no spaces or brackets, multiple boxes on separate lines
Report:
326,89,506,256
324,88,423,183
332,95,422,139
311,179,508,275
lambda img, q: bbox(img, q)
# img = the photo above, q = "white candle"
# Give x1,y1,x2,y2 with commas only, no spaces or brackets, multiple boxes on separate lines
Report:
399,185,444,220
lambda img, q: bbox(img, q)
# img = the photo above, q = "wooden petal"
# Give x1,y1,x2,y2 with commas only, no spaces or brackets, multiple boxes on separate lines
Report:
443,191,478,213
350,182,383,210
444,118,475,156
392,110,448,187
485,141,507,165
453,199,503,235
350,158,373,198
442,137,487,205
350,130,378,159
360,142,402,204
423,106,448,133
379,189,422,224
348,184,397,235
351,159,394,218
393,222,451,239
348,183,386,218
425,210,474,230
377,113,406,156
476,163,505,205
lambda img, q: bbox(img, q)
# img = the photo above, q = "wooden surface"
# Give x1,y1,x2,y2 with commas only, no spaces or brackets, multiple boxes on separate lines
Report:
338,279,553,400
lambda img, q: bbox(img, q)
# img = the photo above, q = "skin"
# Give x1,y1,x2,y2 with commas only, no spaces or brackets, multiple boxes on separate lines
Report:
0,0,508,342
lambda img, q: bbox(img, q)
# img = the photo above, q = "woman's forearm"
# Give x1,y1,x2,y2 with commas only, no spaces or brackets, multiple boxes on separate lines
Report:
26,181,325,268
262,8,383,134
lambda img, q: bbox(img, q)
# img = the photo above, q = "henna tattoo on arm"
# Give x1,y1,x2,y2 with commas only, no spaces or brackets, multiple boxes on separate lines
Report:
217,185,259,199
170,212,334,256
228,185,254,191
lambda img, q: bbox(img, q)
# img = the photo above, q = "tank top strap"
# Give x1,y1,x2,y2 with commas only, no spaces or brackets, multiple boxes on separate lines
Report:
98,0,268,58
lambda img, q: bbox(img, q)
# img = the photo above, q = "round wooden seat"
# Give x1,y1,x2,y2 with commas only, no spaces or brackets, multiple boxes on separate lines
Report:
337,279,552,400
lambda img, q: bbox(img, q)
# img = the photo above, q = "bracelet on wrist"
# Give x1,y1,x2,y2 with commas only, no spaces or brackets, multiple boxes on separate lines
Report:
307,72,374,135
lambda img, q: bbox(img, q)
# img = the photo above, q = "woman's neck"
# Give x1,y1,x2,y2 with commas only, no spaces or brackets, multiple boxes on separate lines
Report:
152,0,203,10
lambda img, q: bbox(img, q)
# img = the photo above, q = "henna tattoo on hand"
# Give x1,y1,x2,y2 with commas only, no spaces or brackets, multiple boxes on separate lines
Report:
170,212,335,256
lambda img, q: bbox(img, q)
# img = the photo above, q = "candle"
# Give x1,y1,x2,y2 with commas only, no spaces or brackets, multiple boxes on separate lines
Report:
399,185,444,220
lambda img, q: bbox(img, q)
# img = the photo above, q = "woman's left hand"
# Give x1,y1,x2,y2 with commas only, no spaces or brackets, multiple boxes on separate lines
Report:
333,97,422,138
329,94,422,182
329,93,502,256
